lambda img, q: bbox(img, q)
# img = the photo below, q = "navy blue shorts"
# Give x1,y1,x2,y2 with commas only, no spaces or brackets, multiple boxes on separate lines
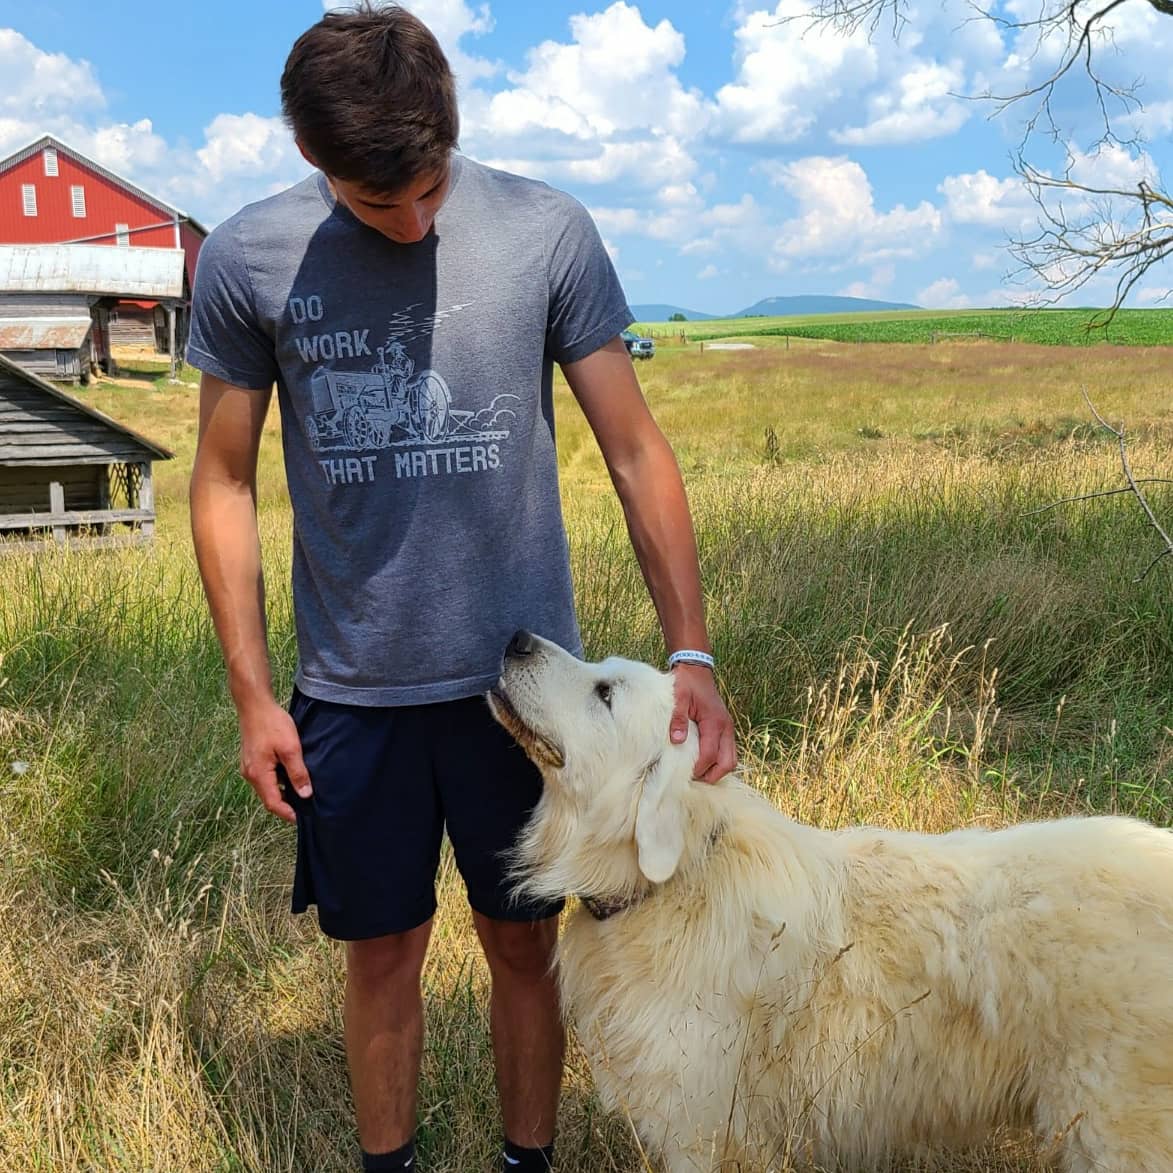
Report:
278,687,563,940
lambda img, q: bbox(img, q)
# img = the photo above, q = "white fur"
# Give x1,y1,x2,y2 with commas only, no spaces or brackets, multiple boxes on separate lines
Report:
488,634,1173,1173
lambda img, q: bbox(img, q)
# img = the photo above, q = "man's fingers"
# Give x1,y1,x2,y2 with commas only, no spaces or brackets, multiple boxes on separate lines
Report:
692,720,720,781
700,726,738,784
247,762,298,824
280,745,314,799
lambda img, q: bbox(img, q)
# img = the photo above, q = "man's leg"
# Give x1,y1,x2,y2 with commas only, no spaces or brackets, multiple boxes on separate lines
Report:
345,918,434,1155
472,911,563,1149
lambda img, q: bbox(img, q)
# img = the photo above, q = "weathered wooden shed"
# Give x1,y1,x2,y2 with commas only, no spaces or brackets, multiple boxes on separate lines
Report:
0,294,93,383
0,351,172,546
0,244,188,378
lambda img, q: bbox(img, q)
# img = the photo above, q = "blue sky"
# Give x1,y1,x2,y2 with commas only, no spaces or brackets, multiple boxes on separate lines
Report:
2,0,1170,315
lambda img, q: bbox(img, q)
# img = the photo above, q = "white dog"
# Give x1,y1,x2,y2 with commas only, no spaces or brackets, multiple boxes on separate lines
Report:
487,631,1173,1173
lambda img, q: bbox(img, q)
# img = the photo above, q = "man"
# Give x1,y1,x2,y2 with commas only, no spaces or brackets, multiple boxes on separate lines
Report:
187,5,737,1171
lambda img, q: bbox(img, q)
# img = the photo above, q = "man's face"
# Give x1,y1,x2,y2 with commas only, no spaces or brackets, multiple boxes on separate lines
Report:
326,163,452,244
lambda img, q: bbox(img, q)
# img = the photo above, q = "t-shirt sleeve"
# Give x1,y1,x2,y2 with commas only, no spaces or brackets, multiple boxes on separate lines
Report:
544,194,634,365
185,217,278,390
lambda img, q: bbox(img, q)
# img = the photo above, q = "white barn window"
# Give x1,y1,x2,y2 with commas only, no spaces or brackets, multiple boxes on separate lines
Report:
43,147,58,176
115,223,130,246
21,184,37,216
71,185,86,217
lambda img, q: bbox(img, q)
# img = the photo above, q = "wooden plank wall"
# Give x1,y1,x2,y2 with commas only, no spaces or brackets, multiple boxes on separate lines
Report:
0,463,101,511
0,294,92,318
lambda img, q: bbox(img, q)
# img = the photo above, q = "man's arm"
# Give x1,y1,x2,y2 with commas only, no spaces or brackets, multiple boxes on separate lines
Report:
190,372,312,822
561,338,737,783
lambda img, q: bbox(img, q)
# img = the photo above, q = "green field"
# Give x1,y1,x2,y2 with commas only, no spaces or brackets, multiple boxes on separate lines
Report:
1,338,1171,1170
635,307,1173,347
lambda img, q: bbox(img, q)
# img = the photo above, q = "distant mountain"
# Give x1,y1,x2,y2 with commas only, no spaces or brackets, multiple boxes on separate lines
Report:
629,303,719,322
631,295,921,322
733,295,920,317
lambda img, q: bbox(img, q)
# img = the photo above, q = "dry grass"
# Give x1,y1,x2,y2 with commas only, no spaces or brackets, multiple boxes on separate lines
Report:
1,339,1170,1170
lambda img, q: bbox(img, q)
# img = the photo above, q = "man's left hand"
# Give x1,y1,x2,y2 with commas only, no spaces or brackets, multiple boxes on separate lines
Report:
669,663,738,783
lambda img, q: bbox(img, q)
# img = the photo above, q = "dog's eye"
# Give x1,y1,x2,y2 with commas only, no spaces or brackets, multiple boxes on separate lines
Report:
594,682,613,708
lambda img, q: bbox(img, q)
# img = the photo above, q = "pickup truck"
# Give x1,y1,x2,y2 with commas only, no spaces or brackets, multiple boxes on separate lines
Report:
621,328,655,360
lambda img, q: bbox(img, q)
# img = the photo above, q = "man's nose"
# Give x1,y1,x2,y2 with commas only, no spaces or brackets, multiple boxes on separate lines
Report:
396,205,430,241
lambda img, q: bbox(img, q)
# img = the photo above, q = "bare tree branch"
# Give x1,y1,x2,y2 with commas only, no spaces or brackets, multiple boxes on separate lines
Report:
1032,389,1173,581
791,0,1173,314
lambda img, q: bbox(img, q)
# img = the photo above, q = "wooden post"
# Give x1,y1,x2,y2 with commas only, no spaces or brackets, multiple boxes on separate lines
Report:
138,462,155,537
49,480,66,544
168,305,177,381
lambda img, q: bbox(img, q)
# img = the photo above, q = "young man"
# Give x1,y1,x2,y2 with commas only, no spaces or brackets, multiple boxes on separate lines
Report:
188,5,736,1171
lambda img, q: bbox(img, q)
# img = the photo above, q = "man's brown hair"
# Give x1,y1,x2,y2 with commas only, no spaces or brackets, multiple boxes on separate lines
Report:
281,3,459,193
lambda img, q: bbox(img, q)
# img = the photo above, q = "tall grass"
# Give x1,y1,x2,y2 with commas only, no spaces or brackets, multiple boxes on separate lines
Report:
1,340,1169,1170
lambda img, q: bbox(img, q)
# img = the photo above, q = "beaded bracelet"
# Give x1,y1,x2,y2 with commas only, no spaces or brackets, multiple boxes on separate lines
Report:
667,649,716,671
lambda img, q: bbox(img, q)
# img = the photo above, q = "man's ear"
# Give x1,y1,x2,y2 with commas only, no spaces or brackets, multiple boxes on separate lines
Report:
295,138,319,170
634,755,686,883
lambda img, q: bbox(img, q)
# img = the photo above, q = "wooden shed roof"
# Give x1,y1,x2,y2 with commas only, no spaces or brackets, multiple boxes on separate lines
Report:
0,351,173,464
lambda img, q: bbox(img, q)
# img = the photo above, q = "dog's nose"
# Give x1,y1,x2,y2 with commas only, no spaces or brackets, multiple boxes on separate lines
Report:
507,630,535,658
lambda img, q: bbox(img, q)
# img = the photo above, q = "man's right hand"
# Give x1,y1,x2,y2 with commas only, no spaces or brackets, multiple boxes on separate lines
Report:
238,699,313,823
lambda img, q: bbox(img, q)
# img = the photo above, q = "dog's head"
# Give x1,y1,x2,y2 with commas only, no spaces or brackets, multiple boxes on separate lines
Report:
487,630,696,888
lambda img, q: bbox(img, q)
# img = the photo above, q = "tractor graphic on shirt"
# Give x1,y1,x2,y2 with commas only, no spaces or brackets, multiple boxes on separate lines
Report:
304,341,511,452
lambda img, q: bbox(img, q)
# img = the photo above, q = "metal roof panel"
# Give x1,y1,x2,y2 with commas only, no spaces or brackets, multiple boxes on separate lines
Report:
0,318,92,349
0,245,185,299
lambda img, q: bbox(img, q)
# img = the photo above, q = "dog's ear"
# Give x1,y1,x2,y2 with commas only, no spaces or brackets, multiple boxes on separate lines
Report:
634,754,686,883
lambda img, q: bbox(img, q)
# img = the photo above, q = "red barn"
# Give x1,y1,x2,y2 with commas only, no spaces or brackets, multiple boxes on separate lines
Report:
0,133,206,353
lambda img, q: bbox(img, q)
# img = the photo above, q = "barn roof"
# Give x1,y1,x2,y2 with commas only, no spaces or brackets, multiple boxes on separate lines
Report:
0,351,173,462
0,134,209,238
0,317,91,350
0,245,186,300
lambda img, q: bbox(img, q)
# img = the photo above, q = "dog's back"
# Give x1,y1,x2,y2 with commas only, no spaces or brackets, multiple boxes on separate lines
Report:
561,784,1173,1172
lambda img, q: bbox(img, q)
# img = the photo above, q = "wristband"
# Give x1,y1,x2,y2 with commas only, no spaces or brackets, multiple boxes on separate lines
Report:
668,649,715,671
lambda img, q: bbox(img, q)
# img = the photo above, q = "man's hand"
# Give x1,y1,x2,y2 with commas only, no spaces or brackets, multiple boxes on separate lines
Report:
669,664,737,783
238,698,312,823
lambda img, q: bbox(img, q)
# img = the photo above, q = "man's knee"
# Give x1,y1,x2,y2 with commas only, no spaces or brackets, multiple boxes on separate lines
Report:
475,914,558,982
346,919,432,992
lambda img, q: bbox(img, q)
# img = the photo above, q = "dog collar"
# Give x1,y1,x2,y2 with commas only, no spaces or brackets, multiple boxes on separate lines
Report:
580,891,647,921
577,824,725,922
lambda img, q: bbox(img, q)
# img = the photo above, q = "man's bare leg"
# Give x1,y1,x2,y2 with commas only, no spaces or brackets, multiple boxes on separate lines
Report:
473,912,563,1148
345,918,434,1154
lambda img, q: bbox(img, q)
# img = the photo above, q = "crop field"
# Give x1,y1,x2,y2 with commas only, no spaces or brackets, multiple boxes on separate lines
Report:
1,335,1171,1170
635,307,1173,348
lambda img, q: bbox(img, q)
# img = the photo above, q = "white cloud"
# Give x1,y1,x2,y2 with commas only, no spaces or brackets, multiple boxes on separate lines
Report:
765,156,942,264
1136,286,1171,305
917,277,973,308
833,61,970,145
840,265,895,298
1068,141,1158,192
458,3,705,191
939,169,1035,229
195,113,301,183
0,29,104,118
713,1,878,143
698,264,719,279
466,1,703,145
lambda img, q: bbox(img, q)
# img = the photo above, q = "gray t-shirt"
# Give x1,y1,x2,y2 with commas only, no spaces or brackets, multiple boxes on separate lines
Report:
187,154,633,705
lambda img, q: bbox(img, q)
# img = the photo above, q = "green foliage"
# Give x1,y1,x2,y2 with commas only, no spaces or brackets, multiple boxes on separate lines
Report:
673,308,1173,347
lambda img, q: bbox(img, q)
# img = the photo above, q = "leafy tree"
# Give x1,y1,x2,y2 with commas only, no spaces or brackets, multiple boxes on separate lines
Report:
669,312,687,321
